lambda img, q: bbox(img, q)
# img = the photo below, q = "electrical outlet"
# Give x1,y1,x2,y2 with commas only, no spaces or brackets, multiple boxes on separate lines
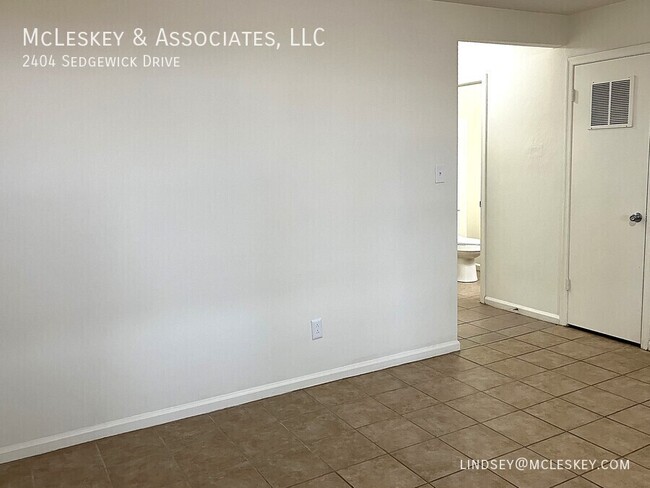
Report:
311,318,323,340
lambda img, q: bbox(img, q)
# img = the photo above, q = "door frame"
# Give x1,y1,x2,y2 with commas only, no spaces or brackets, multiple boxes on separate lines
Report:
458,75,488,303
561,43,650,350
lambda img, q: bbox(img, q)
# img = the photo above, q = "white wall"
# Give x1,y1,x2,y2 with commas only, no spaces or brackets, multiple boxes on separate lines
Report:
0,0,567,460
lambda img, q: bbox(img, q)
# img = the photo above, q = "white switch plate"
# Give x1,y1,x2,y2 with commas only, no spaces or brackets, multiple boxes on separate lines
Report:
311,318,323,340
435,164,446,183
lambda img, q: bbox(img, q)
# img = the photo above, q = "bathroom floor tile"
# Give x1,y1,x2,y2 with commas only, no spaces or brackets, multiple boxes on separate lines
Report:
393,439,465,482
446,392,517,422
553,362,618,385
457,346,511,365
358,418,432,452
307,431,384,470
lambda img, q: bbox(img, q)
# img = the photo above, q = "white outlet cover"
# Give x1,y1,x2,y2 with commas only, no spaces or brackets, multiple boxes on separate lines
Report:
311,318,323,340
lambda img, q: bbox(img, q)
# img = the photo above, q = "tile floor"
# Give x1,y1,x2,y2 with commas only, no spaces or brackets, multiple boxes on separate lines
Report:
3,280,650,488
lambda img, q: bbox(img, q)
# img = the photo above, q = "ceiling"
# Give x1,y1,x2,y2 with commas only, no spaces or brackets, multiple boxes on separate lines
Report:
435,0,626,15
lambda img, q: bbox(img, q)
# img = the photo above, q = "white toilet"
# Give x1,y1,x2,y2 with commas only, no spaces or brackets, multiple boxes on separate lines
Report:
457,235,480,283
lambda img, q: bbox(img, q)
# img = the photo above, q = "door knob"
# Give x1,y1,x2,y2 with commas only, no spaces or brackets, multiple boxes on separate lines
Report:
630,212,643,223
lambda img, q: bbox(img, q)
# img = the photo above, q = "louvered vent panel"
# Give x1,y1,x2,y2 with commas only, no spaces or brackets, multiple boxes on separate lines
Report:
610,79,631,125
589,77,633,129
591,82,610,127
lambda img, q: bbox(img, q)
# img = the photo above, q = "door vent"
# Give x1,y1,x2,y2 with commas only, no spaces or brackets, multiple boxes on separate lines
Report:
590,77,634,129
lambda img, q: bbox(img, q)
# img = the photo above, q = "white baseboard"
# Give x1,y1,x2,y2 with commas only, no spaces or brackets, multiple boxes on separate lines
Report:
484,297,560,324
0,340,459,464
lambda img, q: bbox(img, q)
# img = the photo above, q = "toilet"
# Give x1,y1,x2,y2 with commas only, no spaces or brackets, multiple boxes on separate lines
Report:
457,235,480,283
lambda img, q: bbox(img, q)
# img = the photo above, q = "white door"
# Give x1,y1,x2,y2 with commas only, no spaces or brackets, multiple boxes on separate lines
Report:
568,54,650,343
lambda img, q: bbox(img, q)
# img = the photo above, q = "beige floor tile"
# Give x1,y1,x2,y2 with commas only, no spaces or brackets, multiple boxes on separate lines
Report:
518,350,576,369
544,326,592,340
405,404,476,436
0,460,33,488
525,398,601,431
458,323,492,338
422,354,479,375
547,342,606,360
457,346,511,365
458,297,481,309
467,303,511,317
98,429,167,466
307,431,384,471
388,362,442,385
627,366,650,384
330,398,399,428
156,415,221,448
629,446,650,469
585,352,648,374
282,410,353,443
471,332,510,345
596,376,650,402
458,309,490,323
571,418,650,456
451,366,513,391
553,478,601,488
440,425,520,459
210,403,277,435
359,418,433,452
170,432,249,480
446,392,517,422
374,386,438,414
494,448,576,488
306,380,367,406
484,411,562,446
472,314,534,331
487,358,546,380
413,376,479,402
497,325,540,338
347,371,408,396
187,464,271,488
521,371,588,396
561,386,635,416
529,433,615,474
32,443,113,488
517,331,568,348
459,338,480,349
487,339,540,356
523,320,556,330
485,382,552,409
393,439,465,482
103,451,185,488
292,473,351,488
572,336,624,353
432,469,516,488
252,446,331,488
338,455,424,488
261,391,324,420
553,362,619,385
609,404,650,435
224,422,303,460
583,461,650,488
